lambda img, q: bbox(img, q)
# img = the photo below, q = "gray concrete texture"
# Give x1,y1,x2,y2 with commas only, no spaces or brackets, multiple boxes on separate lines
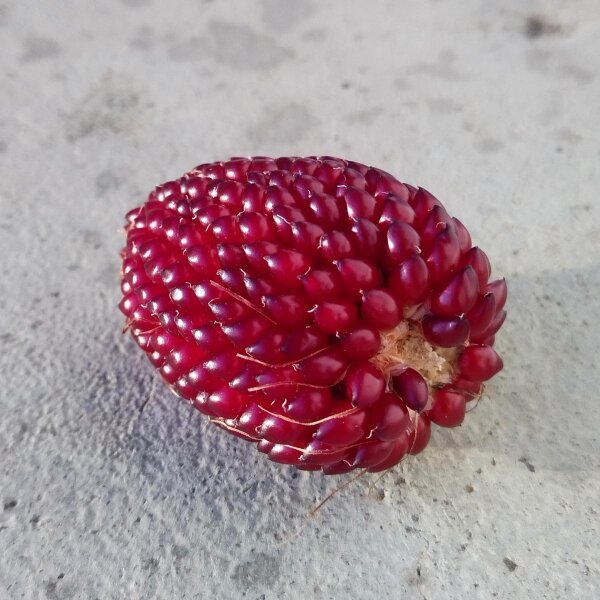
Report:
1,0,599,598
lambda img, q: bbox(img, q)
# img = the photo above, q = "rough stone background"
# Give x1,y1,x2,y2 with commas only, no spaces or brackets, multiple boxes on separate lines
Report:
1,1,599,598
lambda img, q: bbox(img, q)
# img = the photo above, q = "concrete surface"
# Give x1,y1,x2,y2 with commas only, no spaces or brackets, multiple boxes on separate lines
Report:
1,1,599,598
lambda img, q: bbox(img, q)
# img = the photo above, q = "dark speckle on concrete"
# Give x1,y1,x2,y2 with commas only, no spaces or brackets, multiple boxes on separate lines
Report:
346,107,384,125
302,28,326,42
465,484,475,493
393,76,411,91
439,48,457,63
246,102,319,145
519,457,536,473
95,170,122,196
261,0,313,32
476,138,504,154
142,557,160,574
129,27,155,51
232,552,281,589
0,4,10,27
81,229,103,250
558,63,594,84
4,499,17,510
172,545,190,560
21,36,62,63
172,545,190,575
168,19,293,69
99,262,118,288
503,557,518,572
571,203,592,214
65,76,141,141
44,577,75,600
428,98,463,114
167,36,207,62
525,15,562,39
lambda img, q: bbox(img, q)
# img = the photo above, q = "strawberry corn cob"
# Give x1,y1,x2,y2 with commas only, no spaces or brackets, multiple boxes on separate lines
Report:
120,156,506,474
